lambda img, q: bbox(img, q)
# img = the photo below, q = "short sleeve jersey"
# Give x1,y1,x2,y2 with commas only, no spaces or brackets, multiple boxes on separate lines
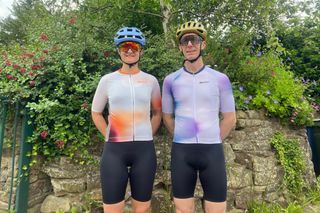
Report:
162,66,235,144
92,70,161,142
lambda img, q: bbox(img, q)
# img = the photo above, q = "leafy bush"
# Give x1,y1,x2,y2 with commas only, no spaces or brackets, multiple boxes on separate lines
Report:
141,34,182,83
247,201,303,213
277,17,320,105
0,18,115,163
233,52,314,126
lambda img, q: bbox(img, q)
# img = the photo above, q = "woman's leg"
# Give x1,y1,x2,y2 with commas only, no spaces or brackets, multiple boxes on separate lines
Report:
129,142,157,213
100,142,129,212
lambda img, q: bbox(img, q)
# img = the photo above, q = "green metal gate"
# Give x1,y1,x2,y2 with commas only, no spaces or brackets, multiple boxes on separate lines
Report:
0,98,33,213
307,119,320,177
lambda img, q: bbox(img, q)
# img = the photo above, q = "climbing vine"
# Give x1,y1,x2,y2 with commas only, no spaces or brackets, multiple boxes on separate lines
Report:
270,132,306,194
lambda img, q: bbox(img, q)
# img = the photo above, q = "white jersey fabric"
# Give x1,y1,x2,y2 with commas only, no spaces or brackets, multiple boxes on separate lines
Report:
162,66,235,144
92,70,161,142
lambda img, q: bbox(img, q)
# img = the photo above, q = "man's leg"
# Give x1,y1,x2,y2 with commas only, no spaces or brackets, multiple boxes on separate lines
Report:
199,144,227,213
204,200,226,213
171,144,198,213
174,197,195,213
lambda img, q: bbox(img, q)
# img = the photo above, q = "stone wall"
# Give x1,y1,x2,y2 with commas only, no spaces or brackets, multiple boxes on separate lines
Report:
225,111,315,211
0,110,316,212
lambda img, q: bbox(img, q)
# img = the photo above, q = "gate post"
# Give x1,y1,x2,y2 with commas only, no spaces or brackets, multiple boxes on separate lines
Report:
15,108,33,213
0,98,8,175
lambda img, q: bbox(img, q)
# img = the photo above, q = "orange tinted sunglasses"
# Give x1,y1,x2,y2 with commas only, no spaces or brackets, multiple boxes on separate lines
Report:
118,42,141,52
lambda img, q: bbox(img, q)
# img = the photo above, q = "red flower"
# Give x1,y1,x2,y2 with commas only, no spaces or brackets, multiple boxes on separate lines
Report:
6,74,14,80
40,33,49,41
43,49,49,54
29,80,36,88
31,64,42,70
28,71,34,77
40,131,48,139
55,140,65,149
68,17,77,25
20,67,26,73
103,51,110,58
21,52,34,58
0,68,2,73
13,64,20,69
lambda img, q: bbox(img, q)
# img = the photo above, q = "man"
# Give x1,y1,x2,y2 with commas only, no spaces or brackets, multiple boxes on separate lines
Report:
162,21,236,213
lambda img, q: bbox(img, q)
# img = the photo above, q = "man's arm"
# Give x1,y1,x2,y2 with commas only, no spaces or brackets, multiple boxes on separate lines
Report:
91,111,107,138
163,112,174,135
220,111,236,140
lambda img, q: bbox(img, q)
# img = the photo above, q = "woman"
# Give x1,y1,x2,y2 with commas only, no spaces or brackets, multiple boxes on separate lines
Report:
91,27,161,213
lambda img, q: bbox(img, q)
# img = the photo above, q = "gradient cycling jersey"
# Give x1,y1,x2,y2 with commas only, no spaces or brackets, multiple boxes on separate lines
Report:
162,66,235,144
92,70,161,142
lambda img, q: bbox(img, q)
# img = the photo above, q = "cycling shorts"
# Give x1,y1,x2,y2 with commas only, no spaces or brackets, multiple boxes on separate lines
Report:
100,141,157,204
171,143,227,202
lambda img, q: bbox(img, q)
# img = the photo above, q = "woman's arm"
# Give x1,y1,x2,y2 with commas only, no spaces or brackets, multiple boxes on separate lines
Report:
91,111,107,138
151,108,162,135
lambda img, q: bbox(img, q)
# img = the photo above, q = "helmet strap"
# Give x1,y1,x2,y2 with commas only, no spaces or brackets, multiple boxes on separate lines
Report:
124,60,139,68
184,51,202,64
118,52,141,68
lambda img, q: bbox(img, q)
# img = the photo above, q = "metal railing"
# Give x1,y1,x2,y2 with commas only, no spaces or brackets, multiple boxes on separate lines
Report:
0,98,33,213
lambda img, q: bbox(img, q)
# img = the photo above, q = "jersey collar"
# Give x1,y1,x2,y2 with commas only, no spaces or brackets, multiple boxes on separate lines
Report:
118,69,140,75
183,65,206,75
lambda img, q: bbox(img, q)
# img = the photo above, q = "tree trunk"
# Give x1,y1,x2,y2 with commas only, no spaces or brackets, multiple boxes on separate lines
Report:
160,0,171,38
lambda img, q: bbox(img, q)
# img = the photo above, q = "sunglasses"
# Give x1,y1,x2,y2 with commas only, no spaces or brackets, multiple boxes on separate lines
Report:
118,42,141,52
180,35,202,46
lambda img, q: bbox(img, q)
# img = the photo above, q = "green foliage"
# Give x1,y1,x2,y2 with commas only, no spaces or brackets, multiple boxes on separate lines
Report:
0,9,116,162
204,27,252,81
80,0,163,35
247,200,303,213
247,177,320,212
303,181,320,212
55,208,77,213
80,193,103,212
270,133,306,194
141,34,182,83
277,17,320,105
233,51,314,126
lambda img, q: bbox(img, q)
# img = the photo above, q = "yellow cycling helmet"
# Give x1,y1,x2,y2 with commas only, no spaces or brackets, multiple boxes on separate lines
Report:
176,21,207,41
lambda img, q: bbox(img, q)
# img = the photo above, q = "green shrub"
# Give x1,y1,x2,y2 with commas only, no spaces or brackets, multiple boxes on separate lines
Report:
233,52,314,126
271,133,306,194
247,200,303,213
0,30,110,163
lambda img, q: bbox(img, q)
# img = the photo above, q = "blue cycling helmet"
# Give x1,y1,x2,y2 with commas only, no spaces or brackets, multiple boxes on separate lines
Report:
114,27,145,46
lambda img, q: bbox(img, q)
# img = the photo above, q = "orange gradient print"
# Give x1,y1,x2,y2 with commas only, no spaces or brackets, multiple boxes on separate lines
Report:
152,96,162,110
109,112,132,141
108,111,150,142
